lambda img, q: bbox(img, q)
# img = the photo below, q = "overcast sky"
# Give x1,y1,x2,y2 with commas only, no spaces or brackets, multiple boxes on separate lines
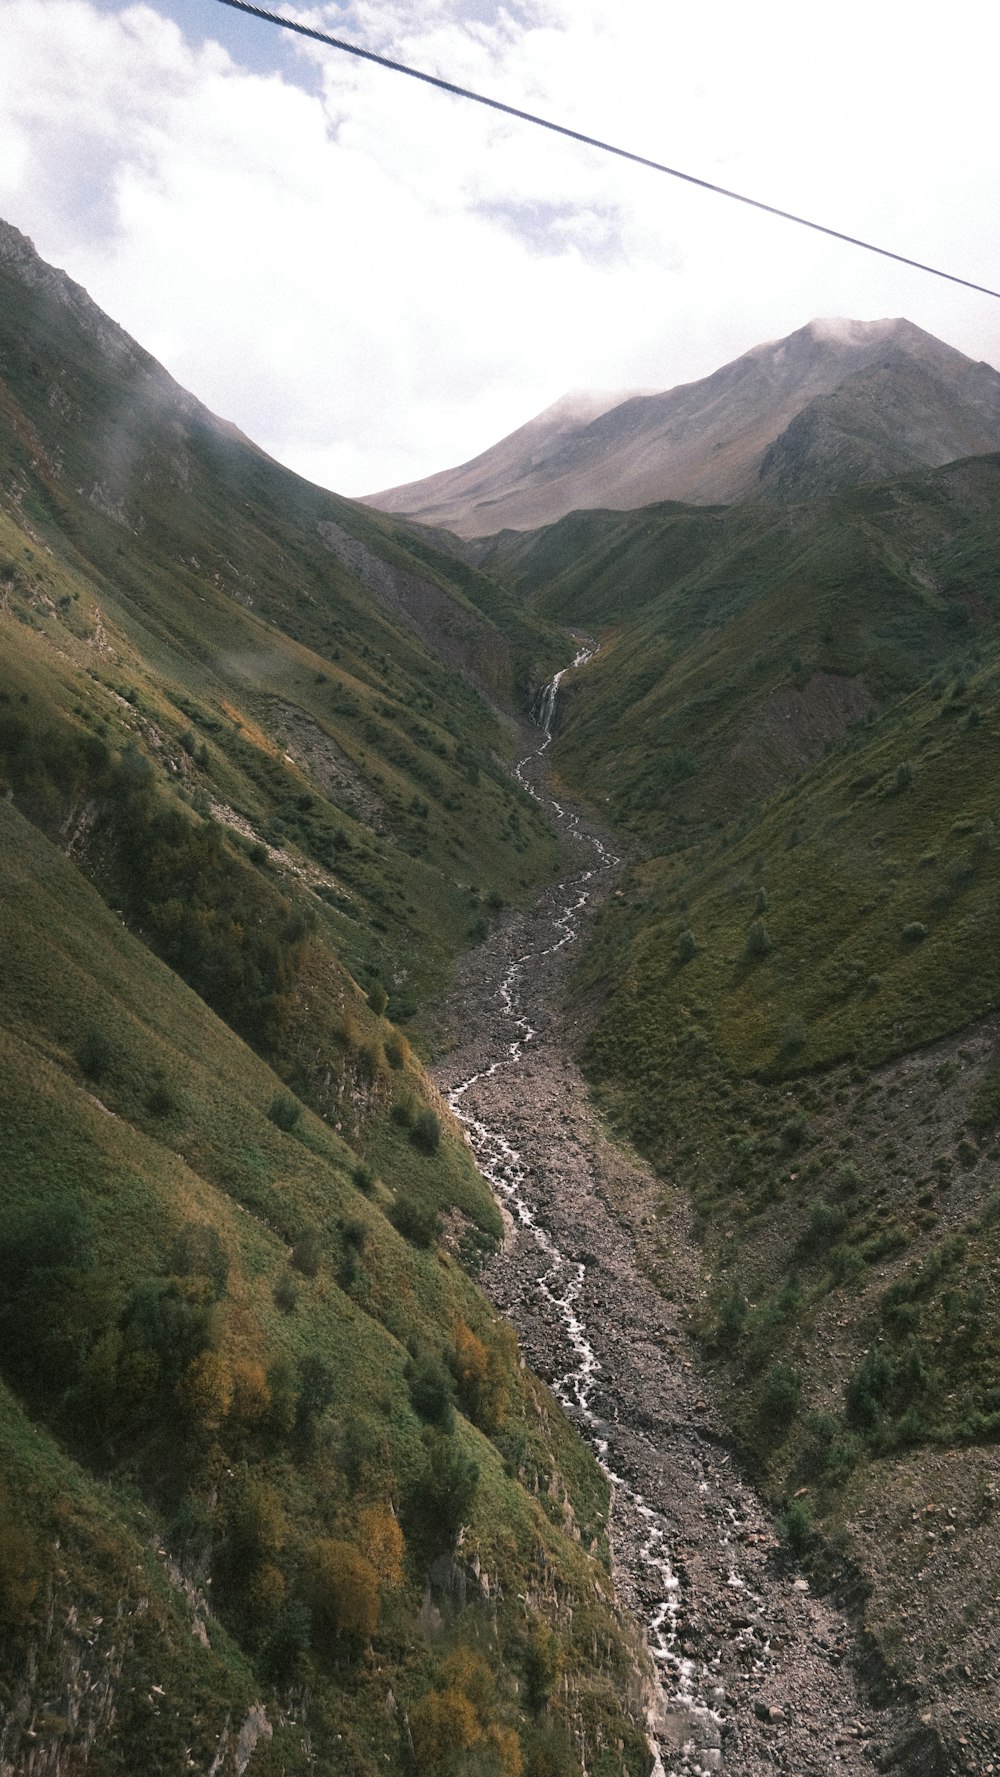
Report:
3,0,999,496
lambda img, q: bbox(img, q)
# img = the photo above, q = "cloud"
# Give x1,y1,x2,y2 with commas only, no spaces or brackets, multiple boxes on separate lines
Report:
2,0,998,495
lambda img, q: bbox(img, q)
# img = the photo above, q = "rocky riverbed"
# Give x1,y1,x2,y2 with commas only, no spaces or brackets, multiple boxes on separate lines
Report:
434,722,918,1777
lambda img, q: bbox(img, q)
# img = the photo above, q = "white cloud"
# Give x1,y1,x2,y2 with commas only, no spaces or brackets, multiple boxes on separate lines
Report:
2,0,999,495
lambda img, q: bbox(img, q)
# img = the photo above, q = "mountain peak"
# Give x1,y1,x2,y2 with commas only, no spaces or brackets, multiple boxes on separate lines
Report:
362,319,1000,537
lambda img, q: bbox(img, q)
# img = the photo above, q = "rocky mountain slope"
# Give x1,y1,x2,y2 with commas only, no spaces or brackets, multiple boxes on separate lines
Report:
362,318,1000,535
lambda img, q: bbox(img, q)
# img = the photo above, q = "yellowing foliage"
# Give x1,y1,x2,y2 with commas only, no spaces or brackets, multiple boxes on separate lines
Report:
408,1688,480,1772
357,1503,405,1589
176,1349,233,1430
451,1315,512,1433
311,1537,379,1640
229,1358,271,1426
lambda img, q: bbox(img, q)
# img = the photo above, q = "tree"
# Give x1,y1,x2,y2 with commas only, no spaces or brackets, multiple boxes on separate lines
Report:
311,1538,379,1642
746,917,772,959
176,1348,233,1433
409,1689,480,1773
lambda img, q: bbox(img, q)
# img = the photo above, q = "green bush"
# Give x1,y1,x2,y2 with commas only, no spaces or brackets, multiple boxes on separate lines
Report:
762,1362,801,1427
846,1350,894,1429
367,980,388,1016
715,1291,748,1349
391,1194,440,1248
779,1497,813,1557
902,921,927,944
746,917,772,960
290,1225,322,1277
798,1200,848,1257
411,1108,442,1155
268,1091,301,1132
77,1027,113,1081
406,1353,455,1429
409,1430,479,1544
675,928,696,965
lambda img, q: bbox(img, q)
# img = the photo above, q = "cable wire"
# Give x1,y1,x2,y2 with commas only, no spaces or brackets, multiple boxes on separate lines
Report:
213,0,999,303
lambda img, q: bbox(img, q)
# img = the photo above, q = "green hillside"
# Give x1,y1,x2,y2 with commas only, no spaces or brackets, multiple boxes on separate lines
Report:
0,800,650,1775
481,457,1000,845
0,225,652,1776
484,462,1000,1747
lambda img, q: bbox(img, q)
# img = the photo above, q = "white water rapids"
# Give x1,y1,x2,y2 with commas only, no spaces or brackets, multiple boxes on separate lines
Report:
444,651,735,1777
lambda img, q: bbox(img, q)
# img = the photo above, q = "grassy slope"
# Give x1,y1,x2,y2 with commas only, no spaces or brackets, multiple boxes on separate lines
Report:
0,798,650,1777
477,466,1000,1757
489,459,1000,846
0,238,566,1031
0,237,652,1773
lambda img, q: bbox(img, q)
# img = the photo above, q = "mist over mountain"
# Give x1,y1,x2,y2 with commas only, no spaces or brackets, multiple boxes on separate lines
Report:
362,318,1000,536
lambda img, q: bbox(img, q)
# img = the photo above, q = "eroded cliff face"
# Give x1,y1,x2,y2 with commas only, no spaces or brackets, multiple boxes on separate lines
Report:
317,518,514,701
0,1552,271,1777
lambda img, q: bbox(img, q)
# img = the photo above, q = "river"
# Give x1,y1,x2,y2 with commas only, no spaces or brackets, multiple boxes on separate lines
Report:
434,660,907,1776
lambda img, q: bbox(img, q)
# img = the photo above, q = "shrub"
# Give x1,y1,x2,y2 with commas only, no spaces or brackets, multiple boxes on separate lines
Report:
384,1030,407,1069
846,1350,894,1429
146,1079,178,1116
176,1349,233,1433
272,1272,299,1315
311,1538,379,1642
781,1110,809,1150
410,1430,479,1542
675,928,696,965
228,1358,272,1428
357,1504,405,1590
779,1016,806,1055
367,980,388,1016
762,1362,801,1427
290,1225,322,1277
411,1108,442,1154
746,917,772,960
409,1688,480,1774
295,1352,336,1438
894,760,914,790
268,1091,301,1131
449,1318,510,1432
169,1223,229,1299
352,1162,376,1194
225,1475,287,1567
524,1623,562,1712
902,921,927,944
779,1497,813,1557
406,1352,455,1428
391,1193,440,1248
832,1161,863,1200
77,1027,113,1081
391,1093,416,1128
799,1200,848,1257
715,1291,748,1349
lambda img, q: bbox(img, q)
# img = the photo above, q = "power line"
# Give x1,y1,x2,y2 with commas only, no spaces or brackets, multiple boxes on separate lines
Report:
213,0,1000,303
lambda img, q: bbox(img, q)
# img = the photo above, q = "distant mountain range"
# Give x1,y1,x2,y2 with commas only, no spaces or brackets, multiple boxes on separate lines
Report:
362,318,1000,536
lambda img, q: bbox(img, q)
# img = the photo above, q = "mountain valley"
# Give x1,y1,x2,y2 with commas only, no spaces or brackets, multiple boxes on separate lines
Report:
2,217,1000,1777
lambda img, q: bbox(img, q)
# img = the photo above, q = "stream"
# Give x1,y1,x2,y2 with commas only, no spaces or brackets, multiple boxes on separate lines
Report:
435,660,906,1776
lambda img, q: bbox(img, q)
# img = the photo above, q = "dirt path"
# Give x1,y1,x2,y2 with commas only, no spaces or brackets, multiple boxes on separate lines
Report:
434,727,914,1777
